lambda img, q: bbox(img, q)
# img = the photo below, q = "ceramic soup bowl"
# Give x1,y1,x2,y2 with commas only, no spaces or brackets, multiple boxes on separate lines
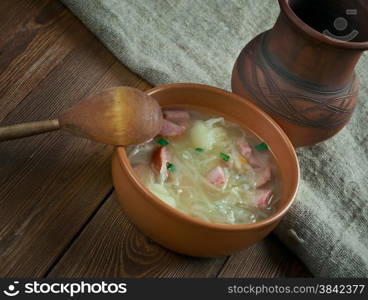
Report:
112,83,299,257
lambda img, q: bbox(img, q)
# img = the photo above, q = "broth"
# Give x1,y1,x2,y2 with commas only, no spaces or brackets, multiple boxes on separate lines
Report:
127,110,280,225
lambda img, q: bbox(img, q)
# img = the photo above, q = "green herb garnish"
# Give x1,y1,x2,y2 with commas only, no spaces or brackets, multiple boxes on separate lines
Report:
157,138,169,146
195,147,204,153
220,152,230,162
255,142,268,152
166,163,176,171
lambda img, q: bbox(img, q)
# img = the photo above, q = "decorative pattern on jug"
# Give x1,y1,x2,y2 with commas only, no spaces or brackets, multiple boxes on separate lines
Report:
234,33,359,129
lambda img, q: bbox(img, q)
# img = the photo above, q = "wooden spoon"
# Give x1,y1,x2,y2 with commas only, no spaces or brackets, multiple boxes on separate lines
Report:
0,87,163,145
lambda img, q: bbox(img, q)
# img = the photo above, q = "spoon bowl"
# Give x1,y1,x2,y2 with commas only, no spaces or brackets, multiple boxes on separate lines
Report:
59,87,163,145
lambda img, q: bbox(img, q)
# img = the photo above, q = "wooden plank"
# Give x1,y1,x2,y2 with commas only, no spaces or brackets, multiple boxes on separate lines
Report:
48,193,227,278
0,6,151,276
218,235,311,278
0,0,76,121
0,1,50,33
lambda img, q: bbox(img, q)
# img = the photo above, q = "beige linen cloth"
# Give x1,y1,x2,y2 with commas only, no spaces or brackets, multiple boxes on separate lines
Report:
61,0,368,277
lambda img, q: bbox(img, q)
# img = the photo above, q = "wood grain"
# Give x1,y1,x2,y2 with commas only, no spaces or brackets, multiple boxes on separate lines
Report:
0,0,76,122
48,194,227,278
218,236,311,278
0,0,311,278
49,194,310,278
0,1,146,277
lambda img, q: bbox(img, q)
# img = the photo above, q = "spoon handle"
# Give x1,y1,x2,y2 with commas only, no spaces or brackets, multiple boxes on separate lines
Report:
0,119,60,141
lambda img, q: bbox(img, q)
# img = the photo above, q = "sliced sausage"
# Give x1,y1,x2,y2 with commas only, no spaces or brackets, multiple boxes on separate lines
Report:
159,119,186,137
206,166,226,188
163,110,190,125
255,189,273,208
237,138,252,159
152,146,171,181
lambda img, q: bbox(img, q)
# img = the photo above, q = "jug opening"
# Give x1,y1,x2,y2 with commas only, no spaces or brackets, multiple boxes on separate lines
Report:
289,0,368,43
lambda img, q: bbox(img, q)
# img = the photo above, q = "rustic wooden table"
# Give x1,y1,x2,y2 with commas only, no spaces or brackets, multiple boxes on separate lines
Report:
0,0,311,278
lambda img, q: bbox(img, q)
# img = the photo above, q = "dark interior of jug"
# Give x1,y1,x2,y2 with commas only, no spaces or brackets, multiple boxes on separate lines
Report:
289,0,368,43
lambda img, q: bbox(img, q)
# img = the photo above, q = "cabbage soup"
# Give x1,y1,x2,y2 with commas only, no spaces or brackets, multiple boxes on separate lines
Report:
127,109,280,225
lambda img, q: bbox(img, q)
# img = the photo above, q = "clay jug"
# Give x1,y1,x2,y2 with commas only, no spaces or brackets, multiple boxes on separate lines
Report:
232,0,368,147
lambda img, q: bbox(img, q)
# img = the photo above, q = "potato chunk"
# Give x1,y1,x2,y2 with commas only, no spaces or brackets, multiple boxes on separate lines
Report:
190,120,226,150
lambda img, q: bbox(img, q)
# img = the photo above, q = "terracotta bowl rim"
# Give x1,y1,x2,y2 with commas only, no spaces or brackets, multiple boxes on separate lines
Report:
279,0,368,50
115,83,300,232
